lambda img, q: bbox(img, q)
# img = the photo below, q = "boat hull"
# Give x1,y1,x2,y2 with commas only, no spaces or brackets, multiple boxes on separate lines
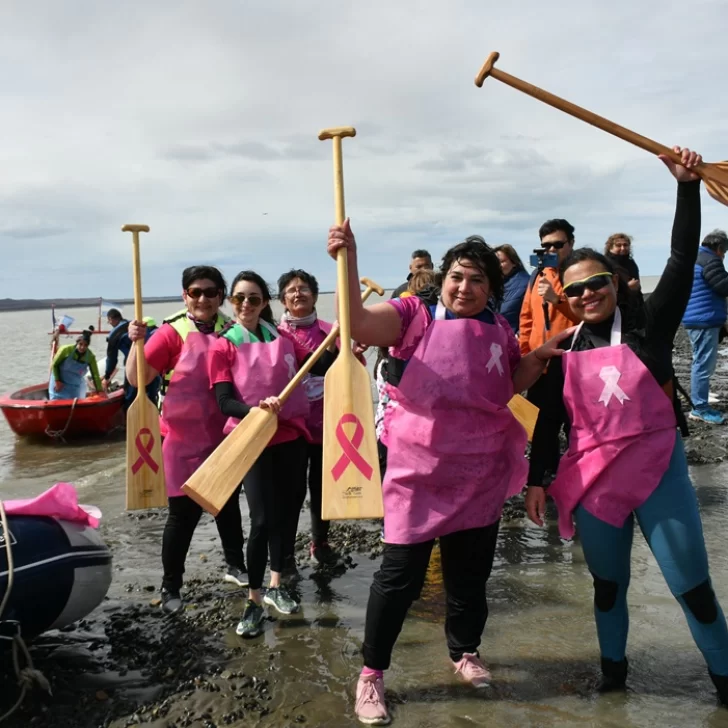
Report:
0,384,125,438
0,515,113,640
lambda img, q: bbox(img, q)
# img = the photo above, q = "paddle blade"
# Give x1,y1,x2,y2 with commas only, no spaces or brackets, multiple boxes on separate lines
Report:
702,161,728,208
182,407,278,516
322,354,383,520
126,396,166,510
507,394,539,441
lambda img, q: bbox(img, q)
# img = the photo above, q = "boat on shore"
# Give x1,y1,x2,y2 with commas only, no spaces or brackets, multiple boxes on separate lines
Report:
0,385,125,439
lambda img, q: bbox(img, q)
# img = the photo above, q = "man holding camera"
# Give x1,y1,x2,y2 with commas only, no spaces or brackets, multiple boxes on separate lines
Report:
520,219,580,481
519,219,579,355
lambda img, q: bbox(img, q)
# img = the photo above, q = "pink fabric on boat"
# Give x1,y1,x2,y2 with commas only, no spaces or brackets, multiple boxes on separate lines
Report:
3,482,101,528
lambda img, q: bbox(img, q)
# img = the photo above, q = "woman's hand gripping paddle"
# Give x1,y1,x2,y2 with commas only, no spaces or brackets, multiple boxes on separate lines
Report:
475,52,728,207
181,277,384,516
319,127,384,520
123,224,167,510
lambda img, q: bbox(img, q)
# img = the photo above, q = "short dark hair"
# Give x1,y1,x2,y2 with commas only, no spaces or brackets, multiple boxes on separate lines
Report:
181,265,227,303
539,219,575,243
230,270,275,326
411,249,431,260
106,308,122,321
702,229,728,254
277,269,320,301
440,236,504,304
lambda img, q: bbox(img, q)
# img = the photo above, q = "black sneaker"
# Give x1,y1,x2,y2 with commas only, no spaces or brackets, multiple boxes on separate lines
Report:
280,555,300,585
224,565,249,588
310,541,341,566
236,600,265,638
161,588,184,614
597,657,628,692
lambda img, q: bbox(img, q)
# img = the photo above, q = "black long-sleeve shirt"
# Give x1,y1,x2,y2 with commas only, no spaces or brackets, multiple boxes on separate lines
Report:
214,349,337,420
528,180,701,486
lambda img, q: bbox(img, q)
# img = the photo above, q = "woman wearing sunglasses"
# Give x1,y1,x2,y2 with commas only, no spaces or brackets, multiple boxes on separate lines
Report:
525,147,728,703
126,266,247,615
324,228,570,726
209,270,338,638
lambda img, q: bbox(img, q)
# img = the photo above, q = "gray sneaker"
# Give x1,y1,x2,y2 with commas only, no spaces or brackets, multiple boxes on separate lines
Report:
264,586,300,615
224,565,249,588
236,600,265,638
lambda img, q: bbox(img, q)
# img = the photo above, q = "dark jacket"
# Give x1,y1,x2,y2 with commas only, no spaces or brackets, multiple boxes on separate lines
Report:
683,246,728,329
606,253,640,282
498,268,530,333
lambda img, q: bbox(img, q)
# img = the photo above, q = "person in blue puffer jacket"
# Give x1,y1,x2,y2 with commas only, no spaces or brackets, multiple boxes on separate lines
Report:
682,229,728,424
495,244,530,334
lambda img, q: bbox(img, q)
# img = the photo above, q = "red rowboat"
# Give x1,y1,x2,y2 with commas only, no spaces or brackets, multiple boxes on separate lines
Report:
0,384,125,439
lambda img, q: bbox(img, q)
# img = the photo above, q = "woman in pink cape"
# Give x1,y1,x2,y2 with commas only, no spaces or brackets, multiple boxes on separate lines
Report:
326,229,571,725
525,147,728,703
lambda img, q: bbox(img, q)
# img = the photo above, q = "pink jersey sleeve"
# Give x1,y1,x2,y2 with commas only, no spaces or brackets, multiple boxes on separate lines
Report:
386,296,432,360
495,313,522,375
208,336,236,385
145,323,183,374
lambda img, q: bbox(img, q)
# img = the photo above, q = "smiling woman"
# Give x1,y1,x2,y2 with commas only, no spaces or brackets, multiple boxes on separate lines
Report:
325,221,571,725
525,147,728,704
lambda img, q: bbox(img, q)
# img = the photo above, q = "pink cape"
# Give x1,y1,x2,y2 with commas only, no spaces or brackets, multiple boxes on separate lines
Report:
2,482,101,528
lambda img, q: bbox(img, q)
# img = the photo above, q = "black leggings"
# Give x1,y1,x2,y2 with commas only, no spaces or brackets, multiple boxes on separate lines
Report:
306,443,330,545
161,485,245,592
243,437,308,589
362,523,500,669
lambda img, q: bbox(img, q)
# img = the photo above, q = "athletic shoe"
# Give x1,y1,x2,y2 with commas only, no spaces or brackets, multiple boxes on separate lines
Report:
689,408,726,425
264,586,300,615
236,600,265,638
161,588,184,614
223,565,249,588
453,652,492,688
310,541,341,566
354,672,390,725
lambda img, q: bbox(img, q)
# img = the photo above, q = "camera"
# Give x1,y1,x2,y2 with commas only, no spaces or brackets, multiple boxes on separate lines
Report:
529,249,559,271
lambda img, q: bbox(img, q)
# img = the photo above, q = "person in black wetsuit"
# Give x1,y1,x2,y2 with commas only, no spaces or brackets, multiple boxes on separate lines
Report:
525,146,728,703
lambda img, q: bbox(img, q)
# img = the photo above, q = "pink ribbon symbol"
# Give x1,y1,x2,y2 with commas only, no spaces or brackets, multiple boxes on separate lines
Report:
331,414,374,482
131,427,160,474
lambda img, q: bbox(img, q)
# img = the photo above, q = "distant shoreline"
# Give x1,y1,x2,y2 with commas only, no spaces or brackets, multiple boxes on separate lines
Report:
0,292,339,314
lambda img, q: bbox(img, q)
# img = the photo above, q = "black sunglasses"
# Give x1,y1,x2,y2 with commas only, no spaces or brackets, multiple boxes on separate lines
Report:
541,240,568,251
186,286,220,300
562,272,613,298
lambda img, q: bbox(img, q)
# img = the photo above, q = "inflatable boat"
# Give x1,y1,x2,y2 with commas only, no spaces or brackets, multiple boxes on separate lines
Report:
0,487,112,641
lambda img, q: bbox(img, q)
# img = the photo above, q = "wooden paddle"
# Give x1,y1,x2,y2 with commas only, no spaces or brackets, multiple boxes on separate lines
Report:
507,394,538,441
182,276,385,516
475,52,728,207
122,224,167,510
319,127,384,520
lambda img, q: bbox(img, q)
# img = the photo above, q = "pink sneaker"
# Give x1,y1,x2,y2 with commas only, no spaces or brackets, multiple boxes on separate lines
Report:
453,652,492,688
355,672,391,725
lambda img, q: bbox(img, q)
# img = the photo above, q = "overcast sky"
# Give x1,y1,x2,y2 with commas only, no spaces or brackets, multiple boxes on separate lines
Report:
0,0,725,299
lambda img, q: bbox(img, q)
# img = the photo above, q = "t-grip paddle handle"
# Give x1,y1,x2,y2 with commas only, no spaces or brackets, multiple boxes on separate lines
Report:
122,224,150,387
472,50,728,210
319,127,357,351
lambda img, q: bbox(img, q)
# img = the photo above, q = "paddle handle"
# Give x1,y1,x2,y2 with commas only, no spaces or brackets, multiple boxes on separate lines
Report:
332,136,353,352
123,224,150,391
278,278,383,405
475,51,683,165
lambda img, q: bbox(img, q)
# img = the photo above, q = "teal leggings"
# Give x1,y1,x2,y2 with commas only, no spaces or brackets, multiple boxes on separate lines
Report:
574,434,728,676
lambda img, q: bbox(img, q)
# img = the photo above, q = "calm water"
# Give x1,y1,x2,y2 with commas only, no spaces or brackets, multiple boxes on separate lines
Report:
2,296,728,727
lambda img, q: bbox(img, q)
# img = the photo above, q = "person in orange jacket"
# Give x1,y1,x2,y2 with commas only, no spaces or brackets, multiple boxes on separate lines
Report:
519,219,580,481
519,219,580,355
